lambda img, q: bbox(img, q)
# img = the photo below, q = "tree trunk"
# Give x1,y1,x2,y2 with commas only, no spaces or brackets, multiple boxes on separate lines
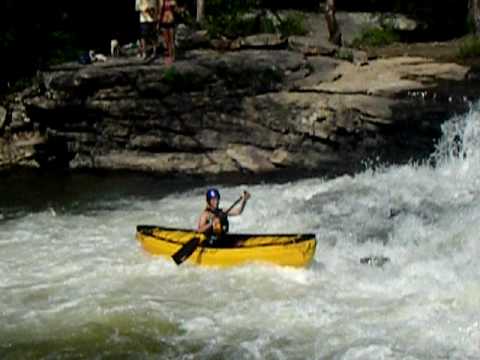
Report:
470,0,480,34
196,0,204,23
324,0,342,45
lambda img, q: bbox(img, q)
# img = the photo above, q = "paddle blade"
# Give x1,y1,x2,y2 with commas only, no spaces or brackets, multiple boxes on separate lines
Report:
172,238,200,265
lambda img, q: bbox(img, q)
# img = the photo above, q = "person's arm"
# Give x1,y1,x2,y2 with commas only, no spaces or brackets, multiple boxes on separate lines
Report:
226,191,250,217
157,0,164,21
147,7,157,19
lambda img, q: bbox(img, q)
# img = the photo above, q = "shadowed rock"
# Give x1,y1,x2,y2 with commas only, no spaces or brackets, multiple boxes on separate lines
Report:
0,47,477,175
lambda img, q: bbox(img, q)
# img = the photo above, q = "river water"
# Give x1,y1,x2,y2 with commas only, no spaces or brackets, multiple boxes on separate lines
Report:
2,104,480,359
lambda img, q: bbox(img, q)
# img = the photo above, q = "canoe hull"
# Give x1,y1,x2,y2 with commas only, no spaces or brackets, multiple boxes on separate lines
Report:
136,225,316,267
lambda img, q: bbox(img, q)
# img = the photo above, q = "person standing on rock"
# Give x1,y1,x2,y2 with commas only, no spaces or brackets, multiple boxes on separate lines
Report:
158,0,177,65
135,0,158,59
197,189,251,245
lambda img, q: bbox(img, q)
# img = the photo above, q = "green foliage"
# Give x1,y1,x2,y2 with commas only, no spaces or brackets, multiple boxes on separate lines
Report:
458,35,480,59
278,13,307,37
340,0,430,14
0,31,15,50
0,0,137,93
465,14,477,35
352,27,400,48
205,10,306,39
335,48,354,62
260,0,318,10
259,17,277,34
204,0,274,39
175,6,196,28
205,0,258,18
205,13,260,39
47,31,84,65
162,66,180,83
161,66,198,91
5,76,36,93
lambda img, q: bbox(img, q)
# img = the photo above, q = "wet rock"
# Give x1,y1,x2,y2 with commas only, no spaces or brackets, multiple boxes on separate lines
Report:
10,107,30,130
360,256,390,267
176,25,210,50
226,145,277,172
350,49,369,66
232,34,287,49
299,57,470,97
288,36,337,56
1,48,477,175
0,106,6,131
300,11,427,47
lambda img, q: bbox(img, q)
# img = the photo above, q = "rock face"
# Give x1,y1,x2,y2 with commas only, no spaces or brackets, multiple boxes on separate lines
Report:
0,47,477,176
302,11,426,47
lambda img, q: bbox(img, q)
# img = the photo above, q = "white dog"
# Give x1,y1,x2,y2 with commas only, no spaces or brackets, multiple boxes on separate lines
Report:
110,39,120,57
89,50,108,62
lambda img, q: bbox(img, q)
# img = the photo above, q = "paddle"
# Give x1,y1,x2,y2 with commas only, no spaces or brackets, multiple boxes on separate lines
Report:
171,194,245,265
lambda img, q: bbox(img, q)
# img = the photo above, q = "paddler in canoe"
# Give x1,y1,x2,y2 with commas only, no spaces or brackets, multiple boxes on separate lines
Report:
169,188,251,264
197,188,251,246
137,189,384,267
137,188,316,267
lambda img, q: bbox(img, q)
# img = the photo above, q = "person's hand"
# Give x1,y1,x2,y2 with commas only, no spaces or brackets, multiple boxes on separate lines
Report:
147,8,156,18
242,191,251,201
212,217,222,235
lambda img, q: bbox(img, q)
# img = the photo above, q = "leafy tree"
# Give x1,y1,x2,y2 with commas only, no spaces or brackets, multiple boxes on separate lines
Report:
197,0,205,22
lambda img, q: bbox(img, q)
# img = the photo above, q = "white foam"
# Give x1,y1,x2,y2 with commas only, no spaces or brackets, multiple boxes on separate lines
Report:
3,103,480,358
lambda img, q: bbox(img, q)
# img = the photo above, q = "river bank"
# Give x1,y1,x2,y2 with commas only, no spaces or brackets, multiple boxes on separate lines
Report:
1,11,480,177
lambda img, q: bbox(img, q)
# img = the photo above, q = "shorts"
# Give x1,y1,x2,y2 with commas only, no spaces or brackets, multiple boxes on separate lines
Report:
159,22,175,29
139,21,157,39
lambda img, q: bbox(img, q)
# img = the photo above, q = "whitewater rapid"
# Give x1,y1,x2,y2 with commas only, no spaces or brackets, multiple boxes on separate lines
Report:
2,104,480,358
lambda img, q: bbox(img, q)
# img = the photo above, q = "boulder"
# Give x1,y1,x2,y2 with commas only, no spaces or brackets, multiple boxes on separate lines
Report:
1,48,476,176
232,34,288,49
297,11,428,47
288,36,337,56
0,106,6,131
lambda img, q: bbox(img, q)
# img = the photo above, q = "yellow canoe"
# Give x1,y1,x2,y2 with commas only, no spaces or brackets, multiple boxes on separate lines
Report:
136,225,317,267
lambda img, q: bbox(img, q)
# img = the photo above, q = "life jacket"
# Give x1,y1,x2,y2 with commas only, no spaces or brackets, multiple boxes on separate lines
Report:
205,207,229,238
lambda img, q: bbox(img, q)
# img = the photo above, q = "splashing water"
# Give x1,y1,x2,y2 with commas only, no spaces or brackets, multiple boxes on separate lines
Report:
2,104,480,359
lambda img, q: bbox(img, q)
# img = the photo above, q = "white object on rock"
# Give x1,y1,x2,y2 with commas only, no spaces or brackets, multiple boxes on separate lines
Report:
111,39,120,57
89,50,108,62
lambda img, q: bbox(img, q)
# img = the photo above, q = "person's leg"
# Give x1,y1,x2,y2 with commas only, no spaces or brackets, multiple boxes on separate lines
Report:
170,28,175,61
139,23,147,59
146,22,157,58
139,38,146,58
152,22,159,57
162,28,171,65
165,28,174,65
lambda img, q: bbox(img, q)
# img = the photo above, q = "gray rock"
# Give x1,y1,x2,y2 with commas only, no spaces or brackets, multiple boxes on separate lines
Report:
10,108,30,130
296,11,427,47
0,106,6,131
0,48,476,175
288,36,337,56
176,25,210,50
295,56,343,88
226,145,276,172
351,49,369,66
233,34,287,49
